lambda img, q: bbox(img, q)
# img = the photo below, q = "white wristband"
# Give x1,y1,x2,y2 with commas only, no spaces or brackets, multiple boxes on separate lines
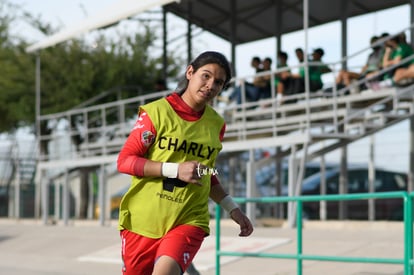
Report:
161,162,179,178
220,195,239,213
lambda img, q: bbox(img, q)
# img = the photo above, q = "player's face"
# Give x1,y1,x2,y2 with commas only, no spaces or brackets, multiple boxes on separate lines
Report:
183,63,226,109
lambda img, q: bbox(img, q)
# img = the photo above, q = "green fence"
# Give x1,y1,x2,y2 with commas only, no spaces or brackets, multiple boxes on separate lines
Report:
214,191,414,275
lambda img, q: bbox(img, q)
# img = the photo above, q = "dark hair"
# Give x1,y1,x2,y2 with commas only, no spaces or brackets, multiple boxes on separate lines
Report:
313,48,324,57
251,56,261,63
278,51,288,60
176,51,232,94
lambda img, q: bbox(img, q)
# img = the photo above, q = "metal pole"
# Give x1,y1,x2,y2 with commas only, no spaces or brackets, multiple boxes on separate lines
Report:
303,0,310,130
275,0,282,59
246,149,256,225
215,204,222,275
186,1,192,64
162,7,168,80
98,164,106,226
35,53,41,219
320,153,327,220
230,0,237,75
339,146,348,219
54,181,60,221
288,145,297,227
411,0,414,48
368,135,376,220
340,0,348,70
87,172,94,219
14,153,20,219
275,148,282,218
409,117,414,192
63,169,69,225
41,170,49,225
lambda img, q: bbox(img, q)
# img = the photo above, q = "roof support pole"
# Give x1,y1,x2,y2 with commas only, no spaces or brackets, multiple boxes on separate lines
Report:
34,53,42,220
303,0,310,128
230,0,237,75
162,7,168,80
186,1,193,64
275,0,282,60
340,0,348,70
411,0,414,47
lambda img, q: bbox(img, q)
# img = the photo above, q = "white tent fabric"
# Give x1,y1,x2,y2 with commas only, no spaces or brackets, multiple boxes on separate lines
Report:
26,0,179,53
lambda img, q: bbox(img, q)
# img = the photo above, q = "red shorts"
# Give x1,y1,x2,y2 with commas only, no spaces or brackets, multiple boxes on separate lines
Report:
120,224,205,275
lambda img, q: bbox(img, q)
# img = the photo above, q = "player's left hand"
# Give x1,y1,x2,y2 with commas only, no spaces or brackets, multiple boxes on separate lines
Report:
230,208,254,237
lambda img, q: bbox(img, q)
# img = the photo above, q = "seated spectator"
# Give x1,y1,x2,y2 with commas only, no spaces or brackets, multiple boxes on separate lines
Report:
335,36,384,91
381,33,414,86
276,48,331,103
229,56,270,104
308,48,332,91
276,49,306,102
374,32,414,88
295,47,306,75
258,57,273,100
275,51,290,84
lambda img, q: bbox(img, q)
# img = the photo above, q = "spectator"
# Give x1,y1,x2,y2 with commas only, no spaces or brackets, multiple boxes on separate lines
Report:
308,48,332,92
383,33,414,86
276,48,330,103
295,47,306,77
257,57,273,99
229,56,267,104
335,36,384,91
275,51,294,101
275,51,290,91
375,32,414,88
276,49,307,102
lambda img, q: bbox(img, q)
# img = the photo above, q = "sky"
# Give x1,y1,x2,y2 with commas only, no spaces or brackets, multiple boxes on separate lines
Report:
8,0,414,173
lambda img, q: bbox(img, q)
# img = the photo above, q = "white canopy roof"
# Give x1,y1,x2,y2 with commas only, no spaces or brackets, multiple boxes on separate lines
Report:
26,0,179,53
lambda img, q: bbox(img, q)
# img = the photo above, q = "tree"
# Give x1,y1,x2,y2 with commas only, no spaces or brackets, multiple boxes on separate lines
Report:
0,0,184,219
0,0,183,132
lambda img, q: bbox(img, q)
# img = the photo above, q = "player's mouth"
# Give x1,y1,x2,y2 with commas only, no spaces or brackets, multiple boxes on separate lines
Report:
198,89,212,98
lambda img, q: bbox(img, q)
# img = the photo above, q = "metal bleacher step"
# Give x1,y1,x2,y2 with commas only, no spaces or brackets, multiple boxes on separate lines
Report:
396,101,413,113
311,132,358,140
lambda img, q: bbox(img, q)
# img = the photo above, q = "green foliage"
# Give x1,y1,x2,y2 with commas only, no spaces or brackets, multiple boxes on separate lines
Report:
0,0,183,133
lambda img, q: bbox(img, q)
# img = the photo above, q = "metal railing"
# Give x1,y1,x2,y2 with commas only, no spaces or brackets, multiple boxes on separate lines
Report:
214,191,414,275
36,29,414,162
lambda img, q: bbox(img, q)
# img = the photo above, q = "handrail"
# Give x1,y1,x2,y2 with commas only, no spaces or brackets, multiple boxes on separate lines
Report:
214,191,414,275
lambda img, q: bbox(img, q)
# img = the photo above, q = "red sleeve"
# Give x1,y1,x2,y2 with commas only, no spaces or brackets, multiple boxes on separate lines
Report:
117,111,156,176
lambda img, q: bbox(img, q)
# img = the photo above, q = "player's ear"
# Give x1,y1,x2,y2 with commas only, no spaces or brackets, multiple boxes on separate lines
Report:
185,65,194,80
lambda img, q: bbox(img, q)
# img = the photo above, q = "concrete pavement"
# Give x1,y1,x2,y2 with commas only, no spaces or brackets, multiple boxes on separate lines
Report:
0,218,407,275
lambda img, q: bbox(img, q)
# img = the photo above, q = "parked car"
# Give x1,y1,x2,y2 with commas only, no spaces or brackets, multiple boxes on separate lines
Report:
284,167,408,220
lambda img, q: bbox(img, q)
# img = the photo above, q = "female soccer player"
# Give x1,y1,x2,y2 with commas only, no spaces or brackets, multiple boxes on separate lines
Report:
117,51,254,275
